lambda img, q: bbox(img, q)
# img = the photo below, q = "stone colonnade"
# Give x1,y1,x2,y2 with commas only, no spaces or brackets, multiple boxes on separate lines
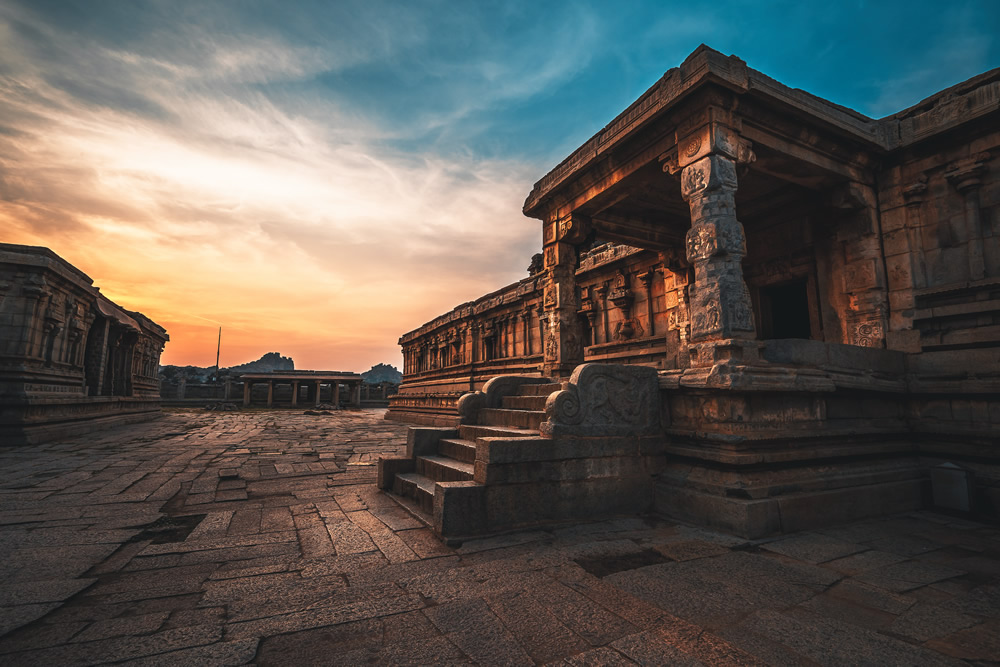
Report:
241,376,362,408
400,275,544,376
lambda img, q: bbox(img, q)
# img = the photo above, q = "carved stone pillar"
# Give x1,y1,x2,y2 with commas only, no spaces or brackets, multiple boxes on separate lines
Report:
243,380,251,406
522,309,531,355
680,153,756,343
639,270,656,336
266,380,274,407
499,317,508,359
535,305,545,361
314,380,322,406
291,380,298,407
542,237,584,378
902,176,929,289
584,310,598,346
595,283,609,345
333,381,341,407
945,153,990,281
510,313,527,357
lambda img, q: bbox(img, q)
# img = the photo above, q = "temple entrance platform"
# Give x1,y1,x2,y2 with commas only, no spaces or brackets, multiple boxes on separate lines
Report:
0,408,996,663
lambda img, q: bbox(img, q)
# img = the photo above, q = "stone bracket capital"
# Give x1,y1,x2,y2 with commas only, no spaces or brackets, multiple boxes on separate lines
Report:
680,154,738,201
554,213,591,244
675,122,755,170
945,152,990,192
902,174,929,205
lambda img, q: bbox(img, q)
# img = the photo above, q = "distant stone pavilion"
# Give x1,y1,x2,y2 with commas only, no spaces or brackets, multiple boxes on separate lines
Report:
380,46,1000,543
0,244,168,444
239,371,364,408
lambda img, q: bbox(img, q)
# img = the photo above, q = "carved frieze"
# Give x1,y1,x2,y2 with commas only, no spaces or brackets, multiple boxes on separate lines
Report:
577,243,644,273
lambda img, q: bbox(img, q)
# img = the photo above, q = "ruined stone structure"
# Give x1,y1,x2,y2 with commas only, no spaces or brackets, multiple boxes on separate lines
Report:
381,47,1000,542
0,244,169,444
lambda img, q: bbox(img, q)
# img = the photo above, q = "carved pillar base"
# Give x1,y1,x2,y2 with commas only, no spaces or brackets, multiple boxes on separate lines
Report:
688,338,761,369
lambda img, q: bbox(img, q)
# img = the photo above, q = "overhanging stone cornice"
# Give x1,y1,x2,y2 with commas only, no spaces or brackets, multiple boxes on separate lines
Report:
523,45,887,219
524,47,1000,220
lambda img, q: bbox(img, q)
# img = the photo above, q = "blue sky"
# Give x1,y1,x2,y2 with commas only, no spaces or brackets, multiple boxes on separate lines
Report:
1,0,997,369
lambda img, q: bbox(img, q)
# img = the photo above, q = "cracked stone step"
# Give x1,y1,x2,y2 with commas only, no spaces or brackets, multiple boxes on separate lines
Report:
479,408,546,431
393,472,436,513
416,455,474,483
438,438,477,463
459,425,537,441
501,395,548,411
516,383,561,396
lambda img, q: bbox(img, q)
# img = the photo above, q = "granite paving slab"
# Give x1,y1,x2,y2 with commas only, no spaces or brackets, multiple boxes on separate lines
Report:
0,409,996,664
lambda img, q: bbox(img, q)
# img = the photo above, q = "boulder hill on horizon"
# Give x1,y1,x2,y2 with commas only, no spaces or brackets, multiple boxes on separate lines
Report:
159,353,400,384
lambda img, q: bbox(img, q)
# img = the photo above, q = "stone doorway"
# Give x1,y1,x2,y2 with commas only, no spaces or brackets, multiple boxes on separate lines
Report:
758,279,812,340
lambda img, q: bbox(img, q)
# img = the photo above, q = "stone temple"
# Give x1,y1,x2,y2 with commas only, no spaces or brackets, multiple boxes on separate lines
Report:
0,244,168,444
380,46,1000,542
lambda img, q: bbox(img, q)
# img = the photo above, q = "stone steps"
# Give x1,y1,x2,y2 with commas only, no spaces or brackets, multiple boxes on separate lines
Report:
380,375,558,540
438,438,477,463
416,455,475,482
459,424,534,440
517,383,562,396
480,408,546,431
502,395,548,411
393,472,436,513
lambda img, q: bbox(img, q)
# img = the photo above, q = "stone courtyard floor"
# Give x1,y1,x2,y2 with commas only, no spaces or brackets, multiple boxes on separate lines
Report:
0,409,998,665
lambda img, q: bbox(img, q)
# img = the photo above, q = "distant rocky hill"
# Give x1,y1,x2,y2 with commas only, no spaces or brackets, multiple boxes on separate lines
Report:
159,352,294,382
226,352,294,373
362,363,402,384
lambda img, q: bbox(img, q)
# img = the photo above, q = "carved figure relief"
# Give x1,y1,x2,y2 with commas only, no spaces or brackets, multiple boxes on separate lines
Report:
614,317,644,341
543,284,557,308
683,166,706,197
545,327,558,359
730,291,755,332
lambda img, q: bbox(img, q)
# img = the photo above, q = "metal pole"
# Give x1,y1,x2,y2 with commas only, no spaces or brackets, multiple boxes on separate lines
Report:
214,327,222,382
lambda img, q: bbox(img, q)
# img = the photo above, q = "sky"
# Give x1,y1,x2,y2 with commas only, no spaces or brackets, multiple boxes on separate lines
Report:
2,1,998,372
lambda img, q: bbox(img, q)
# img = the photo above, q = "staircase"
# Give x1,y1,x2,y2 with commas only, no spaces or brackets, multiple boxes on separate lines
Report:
390,381,558,516
378,364,661,543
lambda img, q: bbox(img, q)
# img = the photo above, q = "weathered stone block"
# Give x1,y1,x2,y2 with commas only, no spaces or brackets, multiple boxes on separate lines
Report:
376,457,414,490
653,480,782,539
777,479,925,533
761,339,829,366
433,481,486,538
406,427,457,458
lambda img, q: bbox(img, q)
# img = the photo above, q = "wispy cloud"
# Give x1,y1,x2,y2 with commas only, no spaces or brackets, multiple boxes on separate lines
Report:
2,0,996,371
0,1,590,370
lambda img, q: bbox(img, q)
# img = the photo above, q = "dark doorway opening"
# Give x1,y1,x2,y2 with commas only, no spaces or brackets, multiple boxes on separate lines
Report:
760,280,811,339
